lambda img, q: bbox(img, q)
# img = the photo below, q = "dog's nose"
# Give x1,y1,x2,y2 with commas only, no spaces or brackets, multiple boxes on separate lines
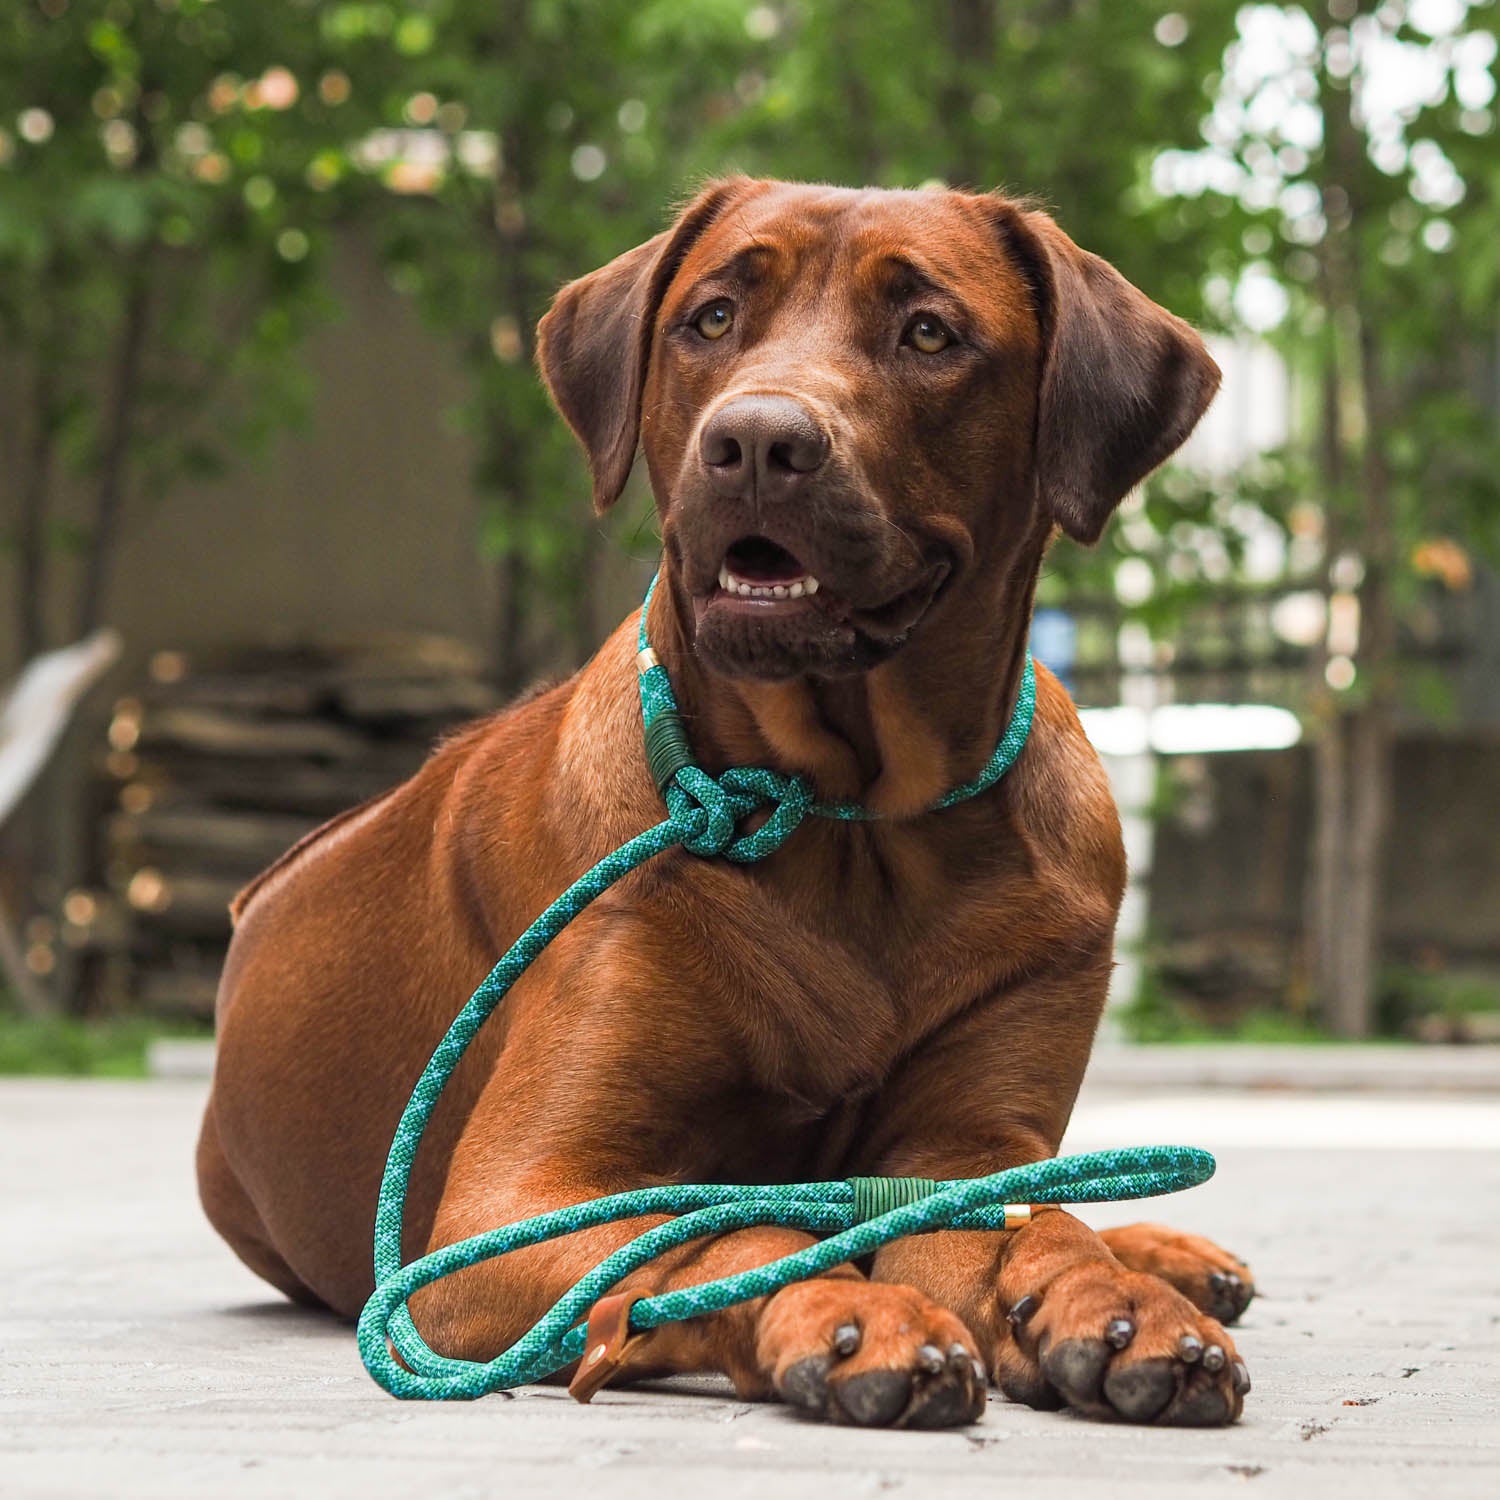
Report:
699,395,829,502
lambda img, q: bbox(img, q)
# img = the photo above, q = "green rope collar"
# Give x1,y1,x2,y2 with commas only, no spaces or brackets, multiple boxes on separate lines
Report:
634,572,1038,857
358,571,1214,1401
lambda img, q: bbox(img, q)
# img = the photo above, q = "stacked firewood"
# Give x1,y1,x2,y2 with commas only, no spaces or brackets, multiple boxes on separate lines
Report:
82,637,500,1019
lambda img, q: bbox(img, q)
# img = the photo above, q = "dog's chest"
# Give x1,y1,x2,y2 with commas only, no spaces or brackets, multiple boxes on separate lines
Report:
679,825,1044,1105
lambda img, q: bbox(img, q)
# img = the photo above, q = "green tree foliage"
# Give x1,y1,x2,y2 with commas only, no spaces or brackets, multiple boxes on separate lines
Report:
4,2,1497,1033
342,2,1266,682
351,0,761,685
720,1,1245,307
0,0,398,654
712,2,1261,619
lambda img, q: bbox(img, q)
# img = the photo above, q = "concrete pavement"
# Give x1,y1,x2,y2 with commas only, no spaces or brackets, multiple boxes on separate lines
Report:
4,1076,1500,1499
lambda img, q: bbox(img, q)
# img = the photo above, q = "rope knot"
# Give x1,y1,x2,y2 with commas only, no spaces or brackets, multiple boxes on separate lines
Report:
667,763,812,862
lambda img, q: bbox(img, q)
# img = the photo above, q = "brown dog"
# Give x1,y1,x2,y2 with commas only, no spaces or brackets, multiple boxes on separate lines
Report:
199,179,1254,1429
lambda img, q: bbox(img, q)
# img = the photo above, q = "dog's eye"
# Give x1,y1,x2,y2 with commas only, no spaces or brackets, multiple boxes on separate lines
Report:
694,300,735,340
904,314,953,354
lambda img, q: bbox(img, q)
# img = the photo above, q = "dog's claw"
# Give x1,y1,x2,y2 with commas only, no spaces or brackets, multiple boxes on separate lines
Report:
1105,1317,1135,1350
832,1322,860,1357
1177,1333,1203,1363
1232,1359,1252,1395
917,1342,945,1375
1202,1343,1227,1373
1007,1294,1039,1329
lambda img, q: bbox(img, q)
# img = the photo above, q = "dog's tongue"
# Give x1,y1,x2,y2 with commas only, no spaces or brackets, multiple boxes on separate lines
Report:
725,536,806,583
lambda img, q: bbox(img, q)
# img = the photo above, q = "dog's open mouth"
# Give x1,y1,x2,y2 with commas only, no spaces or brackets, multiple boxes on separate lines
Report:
703,534,951,640
690,531,953,676
714,536,821,602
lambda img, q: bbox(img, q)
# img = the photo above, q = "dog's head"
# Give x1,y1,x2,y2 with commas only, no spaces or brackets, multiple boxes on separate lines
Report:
538,179,1218,680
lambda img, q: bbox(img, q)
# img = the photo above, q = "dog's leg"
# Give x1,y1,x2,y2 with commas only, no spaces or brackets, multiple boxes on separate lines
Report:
412,1182,819,1397
409,1167,985,1424
197,1095,328,1309
1098,1223,1255,1324
860,952,1250,1426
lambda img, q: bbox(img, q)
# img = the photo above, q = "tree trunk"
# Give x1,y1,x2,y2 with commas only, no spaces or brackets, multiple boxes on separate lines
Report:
941,0,996,186
6,279,65,1011
1325,310,1398,1037
1306,353,1346,1023
569,523,603,668
835,0,884,183
17,354,58,665
76,256,153,637
0,900,56,1018
1304,3,1397,1037
485,118,543,694
494,543,530,697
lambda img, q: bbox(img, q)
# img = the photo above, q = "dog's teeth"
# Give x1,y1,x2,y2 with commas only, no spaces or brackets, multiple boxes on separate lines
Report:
720,569,819,601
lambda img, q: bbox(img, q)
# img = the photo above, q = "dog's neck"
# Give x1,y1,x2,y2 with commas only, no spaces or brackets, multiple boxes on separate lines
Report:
647,547,1045,817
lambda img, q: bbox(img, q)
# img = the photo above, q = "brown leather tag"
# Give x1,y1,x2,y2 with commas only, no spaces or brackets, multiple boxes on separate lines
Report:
568,1289,650,1404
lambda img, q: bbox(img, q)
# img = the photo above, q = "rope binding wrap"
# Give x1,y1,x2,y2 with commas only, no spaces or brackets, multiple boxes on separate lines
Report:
358,572,1216,1401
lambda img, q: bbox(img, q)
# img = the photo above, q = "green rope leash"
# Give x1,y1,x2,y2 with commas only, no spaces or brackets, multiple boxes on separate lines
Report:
358,573,1214,1400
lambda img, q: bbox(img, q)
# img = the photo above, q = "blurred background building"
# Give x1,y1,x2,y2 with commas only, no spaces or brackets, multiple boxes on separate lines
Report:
3,0,1499,1058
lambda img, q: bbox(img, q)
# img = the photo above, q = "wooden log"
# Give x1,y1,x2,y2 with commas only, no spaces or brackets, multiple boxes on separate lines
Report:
334,677,500,722
108,806,318,870
122,871,240,939
139,674,322,716
137,968,220,1018
108,763,402,819
88,631,500,1019
137,707,371,761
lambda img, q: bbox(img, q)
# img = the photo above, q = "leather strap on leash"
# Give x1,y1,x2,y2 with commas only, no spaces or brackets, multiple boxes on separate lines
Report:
568,1289,651,1403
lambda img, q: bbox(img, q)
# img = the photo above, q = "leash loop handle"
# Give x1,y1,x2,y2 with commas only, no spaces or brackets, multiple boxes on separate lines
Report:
359,1146,1215,1400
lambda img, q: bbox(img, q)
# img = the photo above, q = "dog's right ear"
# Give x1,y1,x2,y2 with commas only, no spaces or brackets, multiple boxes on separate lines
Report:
536,180,751,511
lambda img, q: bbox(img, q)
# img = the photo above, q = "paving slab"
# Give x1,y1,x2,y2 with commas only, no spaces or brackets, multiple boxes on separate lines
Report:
3,1078,1499,1499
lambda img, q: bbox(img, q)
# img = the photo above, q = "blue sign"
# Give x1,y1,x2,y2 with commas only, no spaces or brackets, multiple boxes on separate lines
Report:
1030,608,1077,694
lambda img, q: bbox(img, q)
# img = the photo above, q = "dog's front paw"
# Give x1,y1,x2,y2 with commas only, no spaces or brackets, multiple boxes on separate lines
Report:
997,1260,1249,1426
1099,1222,1255,1324
757,1278,987,1428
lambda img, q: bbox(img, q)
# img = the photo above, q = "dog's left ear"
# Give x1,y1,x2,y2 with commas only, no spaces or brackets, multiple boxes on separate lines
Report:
993,203,1221,544
536,179,752,511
